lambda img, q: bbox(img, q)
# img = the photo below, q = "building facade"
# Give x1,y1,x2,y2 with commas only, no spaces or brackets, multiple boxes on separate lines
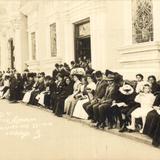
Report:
0,0,160,80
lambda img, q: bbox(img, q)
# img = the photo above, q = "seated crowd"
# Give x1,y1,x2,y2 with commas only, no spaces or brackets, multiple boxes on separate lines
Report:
0,57,160,147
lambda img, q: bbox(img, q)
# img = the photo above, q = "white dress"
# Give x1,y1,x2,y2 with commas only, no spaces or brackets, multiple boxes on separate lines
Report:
64,80,82,114
131,93,155,118
72,82,96,119
22,82,37,103
38,86,50,106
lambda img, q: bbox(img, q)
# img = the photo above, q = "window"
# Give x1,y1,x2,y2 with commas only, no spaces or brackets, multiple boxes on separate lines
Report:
31,32,36,60
50,23,57,57
132,0,153,43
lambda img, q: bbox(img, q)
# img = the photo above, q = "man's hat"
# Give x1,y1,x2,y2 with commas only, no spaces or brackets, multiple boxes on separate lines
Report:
106,74,115,81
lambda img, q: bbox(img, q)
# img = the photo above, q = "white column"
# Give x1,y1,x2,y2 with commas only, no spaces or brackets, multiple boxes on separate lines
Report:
0,32,9,71
123,0,132,45
14,14,29,73
90,7,109,71
64,17,75,63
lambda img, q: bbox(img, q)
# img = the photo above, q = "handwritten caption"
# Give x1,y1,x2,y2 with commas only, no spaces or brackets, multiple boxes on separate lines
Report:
0,111,53,140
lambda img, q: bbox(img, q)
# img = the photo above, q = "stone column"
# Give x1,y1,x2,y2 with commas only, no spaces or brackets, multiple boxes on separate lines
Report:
13,14,29,73
0,30,10,71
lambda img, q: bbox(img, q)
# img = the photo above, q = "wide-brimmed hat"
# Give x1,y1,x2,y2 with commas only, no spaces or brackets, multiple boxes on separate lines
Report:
71,67,85,76
119,84,134,95
106,74,115,81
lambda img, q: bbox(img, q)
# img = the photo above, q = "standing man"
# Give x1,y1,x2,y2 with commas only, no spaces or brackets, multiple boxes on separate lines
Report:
52,63,60,80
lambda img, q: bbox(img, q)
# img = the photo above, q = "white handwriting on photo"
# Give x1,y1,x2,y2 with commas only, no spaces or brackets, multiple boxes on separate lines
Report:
0,112,53,140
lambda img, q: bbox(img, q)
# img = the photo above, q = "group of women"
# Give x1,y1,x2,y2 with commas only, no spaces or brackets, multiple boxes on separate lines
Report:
0,64,160,147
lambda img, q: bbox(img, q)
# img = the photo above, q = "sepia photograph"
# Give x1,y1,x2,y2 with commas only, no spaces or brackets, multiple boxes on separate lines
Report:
0,0,160,159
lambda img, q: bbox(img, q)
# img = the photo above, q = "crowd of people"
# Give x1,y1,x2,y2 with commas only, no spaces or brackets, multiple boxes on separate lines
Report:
0,56,160,147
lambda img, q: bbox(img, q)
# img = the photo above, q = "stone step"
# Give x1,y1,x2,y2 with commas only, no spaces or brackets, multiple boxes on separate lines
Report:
63,115,153,146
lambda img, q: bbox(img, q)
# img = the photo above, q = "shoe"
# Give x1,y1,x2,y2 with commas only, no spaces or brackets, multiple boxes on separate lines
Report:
99,123,106,130
91,120,97,123
108,126,113,130
139,129,143,134
127,125,135,131
95,122,101,128
119,127,128,133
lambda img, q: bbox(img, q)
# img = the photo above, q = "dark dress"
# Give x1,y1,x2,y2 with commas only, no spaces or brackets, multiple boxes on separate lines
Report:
9,77,18,102
111,91,138,127
52,69,59,80
29,81,45,105
54,83,73,116
51,81,65,113
143,94,160,147
16,77,24,100
151,83,160,96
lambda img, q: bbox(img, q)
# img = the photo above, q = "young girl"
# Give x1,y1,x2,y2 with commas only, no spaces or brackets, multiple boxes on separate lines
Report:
127,84,155,133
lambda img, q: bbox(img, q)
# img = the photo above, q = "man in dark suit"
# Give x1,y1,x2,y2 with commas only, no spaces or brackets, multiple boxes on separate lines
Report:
83,71,108,121
94,74,119,129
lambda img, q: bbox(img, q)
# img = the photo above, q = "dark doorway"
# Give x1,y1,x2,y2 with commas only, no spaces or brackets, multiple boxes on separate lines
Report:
8,38,15,69
74,19,91,62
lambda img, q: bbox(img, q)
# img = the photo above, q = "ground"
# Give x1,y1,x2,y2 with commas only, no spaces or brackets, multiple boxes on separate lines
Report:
0,100,159,160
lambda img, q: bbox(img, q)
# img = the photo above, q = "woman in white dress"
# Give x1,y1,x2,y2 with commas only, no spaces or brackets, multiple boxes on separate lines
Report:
73,75,96,119
38,76,51,107
22,76,38,103
127,84,155,133
0,75,10,99
64,74,82,115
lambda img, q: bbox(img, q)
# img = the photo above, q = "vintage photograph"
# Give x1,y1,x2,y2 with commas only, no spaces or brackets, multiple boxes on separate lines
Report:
0,0,160,159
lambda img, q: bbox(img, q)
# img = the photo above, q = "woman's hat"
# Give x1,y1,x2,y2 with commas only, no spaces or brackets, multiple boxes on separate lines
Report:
119,84,134,95
71,67,85,76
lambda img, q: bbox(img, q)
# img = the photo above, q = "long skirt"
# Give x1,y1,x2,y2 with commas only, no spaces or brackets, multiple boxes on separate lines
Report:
143,110,159,137
72,98,89,119
152,115,160,147
64,95,78,116
131,107,153,118
54,97,66,116
44,94,51,108
22,90,33,103
38,92,45,106
29,91,39,105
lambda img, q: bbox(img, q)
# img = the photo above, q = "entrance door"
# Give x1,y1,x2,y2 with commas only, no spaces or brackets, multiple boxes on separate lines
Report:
75,20,91,62
8,38,15,69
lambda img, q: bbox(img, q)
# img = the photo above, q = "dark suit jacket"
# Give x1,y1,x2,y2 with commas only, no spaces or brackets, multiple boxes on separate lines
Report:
94,80,108,99
101,83,119,104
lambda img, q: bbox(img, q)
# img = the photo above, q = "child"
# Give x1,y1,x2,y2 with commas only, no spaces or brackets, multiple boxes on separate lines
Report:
127,84,155,133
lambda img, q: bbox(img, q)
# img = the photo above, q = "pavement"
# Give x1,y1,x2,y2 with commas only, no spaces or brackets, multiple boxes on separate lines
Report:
0,100,159,160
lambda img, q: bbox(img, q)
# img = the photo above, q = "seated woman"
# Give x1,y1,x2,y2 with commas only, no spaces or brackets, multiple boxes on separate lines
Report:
51,73,65,113
29,73,45,105
23,73,35,94
0,74,10,99
64,74,82,116
22,73,38,104
143,94,160,147
148,75,160,96
127,84,155,133
110,83,137,132
38,76,52,107
68,76,87,117
73,74,96,120
53,77,73,117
